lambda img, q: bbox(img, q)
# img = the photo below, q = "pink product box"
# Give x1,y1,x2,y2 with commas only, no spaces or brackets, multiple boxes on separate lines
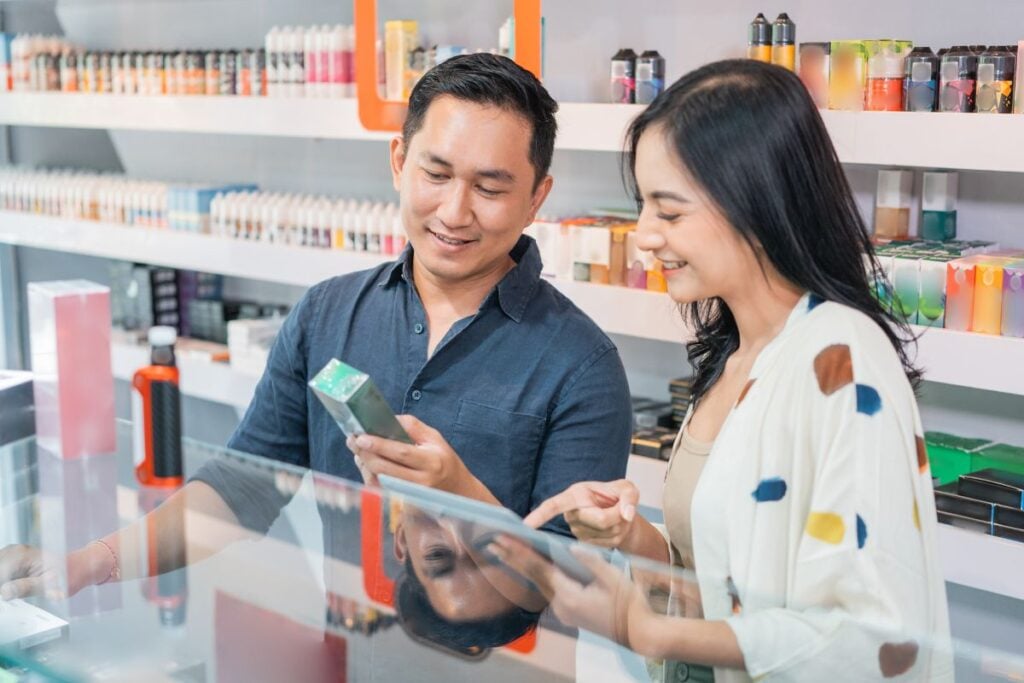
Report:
28,280,115,459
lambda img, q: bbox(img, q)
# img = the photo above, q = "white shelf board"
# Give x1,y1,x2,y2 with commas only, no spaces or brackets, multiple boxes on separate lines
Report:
0,210,389,287
936,523,1024,601
2,94,1024,170
111,340,260,409
0,93,636,151
3,212,1021,394
819,110,1024,173
0,93,394,142
911,324,1024,396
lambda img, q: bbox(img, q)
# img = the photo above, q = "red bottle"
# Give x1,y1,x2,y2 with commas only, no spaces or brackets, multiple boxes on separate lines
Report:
132,326,183,488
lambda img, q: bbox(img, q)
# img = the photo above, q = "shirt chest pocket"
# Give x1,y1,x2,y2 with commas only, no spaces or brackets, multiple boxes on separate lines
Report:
451,399,545,514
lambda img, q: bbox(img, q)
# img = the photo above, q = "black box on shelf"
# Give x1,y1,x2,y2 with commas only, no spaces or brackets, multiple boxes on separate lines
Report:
937,510,991,535
995,505,1024,530
934,482,995,529
993,524,1024,543
669,377,694,395
631,427,676,461
958,469,1024,510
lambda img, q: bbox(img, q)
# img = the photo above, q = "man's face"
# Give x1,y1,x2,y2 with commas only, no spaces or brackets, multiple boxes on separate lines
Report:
390,95,553,284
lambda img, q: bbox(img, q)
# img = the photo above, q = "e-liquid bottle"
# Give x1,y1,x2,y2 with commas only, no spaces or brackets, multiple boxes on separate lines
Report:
635,50,665,105
770,13,796,71
977,46,1015,113
904,46,939,112
865,40,904,111
132,325,183,489
610,48,637,103
747,13,772,63
939,46,978,112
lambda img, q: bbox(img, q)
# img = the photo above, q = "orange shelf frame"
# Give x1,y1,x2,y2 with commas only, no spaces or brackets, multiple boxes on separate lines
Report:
354,0,543,132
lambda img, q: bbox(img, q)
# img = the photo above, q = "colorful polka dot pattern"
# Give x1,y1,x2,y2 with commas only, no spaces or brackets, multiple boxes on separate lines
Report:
878,641,918,677
913,500,921,531
856,384,882,416
856,514,867,549
916,435,929,474
752,477,788,502
806,511,845,544
736,378,756,406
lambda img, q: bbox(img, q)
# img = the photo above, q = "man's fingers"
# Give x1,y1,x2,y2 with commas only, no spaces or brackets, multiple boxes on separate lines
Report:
352,434,428,470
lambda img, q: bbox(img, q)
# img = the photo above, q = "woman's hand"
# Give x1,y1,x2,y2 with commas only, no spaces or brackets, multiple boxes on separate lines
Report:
487,535,660,654
523,480,641,550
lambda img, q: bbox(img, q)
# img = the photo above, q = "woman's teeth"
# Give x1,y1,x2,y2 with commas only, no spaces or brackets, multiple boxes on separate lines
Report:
662,260,687,269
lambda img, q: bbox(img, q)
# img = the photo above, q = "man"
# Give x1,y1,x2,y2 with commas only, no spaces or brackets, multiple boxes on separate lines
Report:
0,53,631,603
198,52,632,534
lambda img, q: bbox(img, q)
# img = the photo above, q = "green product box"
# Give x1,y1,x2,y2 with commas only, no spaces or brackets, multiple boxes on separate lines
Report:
971,443,1024,476
925,432,992,485
309,358,413,444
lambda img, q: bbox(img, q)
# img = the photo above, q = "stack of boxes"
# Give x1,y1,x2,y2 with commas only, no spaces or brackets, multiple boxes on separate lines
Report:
630,376,695,461
927,432,1024,543
868,238,1024,337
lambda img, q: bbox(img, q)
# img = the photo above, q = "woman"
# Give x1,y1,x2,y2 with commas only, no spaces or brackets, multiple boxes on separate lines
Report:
491,59,951,681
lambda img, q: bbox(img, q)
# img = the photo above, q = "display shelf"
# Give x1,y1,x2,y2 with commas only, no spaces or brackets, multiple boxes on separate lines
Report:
910,324,1024,396
3,211,1021,394
0,210,389,286
936,523,1024,601
0,93,634,151
3,94,1024,169
111,339,260,409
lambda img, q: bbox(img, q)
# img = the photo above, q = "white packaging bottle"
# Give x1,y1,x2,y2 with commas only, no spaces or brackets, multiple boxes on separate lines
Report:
265,26,280,97
291,27,306,99
278,27,294,98
316,26,330,98
304,27,317,97
327,25,344,98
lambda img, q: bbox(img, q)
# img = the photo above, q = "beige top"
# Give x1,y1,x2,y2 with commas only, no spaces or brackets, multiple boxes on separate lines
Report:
661,426,713,569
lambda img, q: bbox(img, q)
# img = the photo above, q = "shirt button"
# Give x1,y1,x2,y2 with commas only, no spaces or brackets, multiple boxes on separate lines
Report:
413,323,424,334
411,389,422,401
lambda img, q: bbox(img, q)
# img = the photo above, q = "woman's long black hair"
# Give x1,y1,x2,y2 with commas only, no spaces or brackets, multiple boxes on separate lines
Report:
625,59,921,404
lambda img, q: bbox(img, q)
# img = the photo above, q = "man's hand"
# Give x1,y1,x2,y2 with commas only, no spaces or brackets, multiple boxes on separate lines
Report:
347,415,500,504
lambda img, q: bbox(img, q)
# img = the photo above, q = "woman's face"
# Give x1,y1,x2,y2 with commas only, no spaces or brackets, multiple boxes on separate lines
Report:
633,124,762,305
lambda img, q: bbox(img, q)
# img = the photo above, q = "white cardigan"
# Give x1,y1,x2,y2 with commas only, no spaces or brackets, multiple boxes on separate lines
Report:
680,294,952,682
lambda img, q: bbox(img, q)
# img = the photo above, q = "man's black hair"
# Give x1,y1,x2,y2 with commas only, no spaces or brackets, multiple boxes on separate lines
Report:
401,52,558,189
394,556,540,656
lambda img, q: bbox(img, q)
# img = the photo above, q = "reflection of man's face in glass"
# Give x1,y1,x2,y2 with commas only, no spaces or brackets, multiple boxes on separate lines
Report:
394,506,546,621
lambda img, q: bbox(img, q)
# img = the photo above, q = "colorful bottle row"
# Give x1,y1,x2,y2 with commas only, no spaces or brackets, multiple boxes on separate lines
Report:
527,216,669,293
609,49,666,104
210,192,407,255
0,26,359,97
747,13,797,71
869,239,1024,338
798,39,1023,113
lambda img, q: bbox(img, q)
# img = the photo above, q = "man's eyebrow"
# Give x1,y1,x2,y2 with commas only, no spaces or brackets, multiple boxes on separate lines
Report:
421,153,516,184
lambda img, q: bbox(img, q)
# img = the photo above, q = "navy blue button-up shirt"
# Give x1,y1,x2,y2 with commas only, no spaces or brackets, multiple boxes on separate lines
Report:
196,235,632,538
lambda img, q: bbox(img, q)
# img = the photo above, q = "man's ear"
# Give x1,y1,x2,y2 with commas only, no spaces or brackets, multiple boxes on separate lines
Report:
525,174,554,226
393,520,407,562
390,136,406,193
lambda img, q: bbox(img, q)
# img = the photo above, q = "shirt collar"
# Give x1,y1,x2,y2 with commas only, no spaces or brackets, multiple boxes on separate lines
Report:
375,235,542,323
